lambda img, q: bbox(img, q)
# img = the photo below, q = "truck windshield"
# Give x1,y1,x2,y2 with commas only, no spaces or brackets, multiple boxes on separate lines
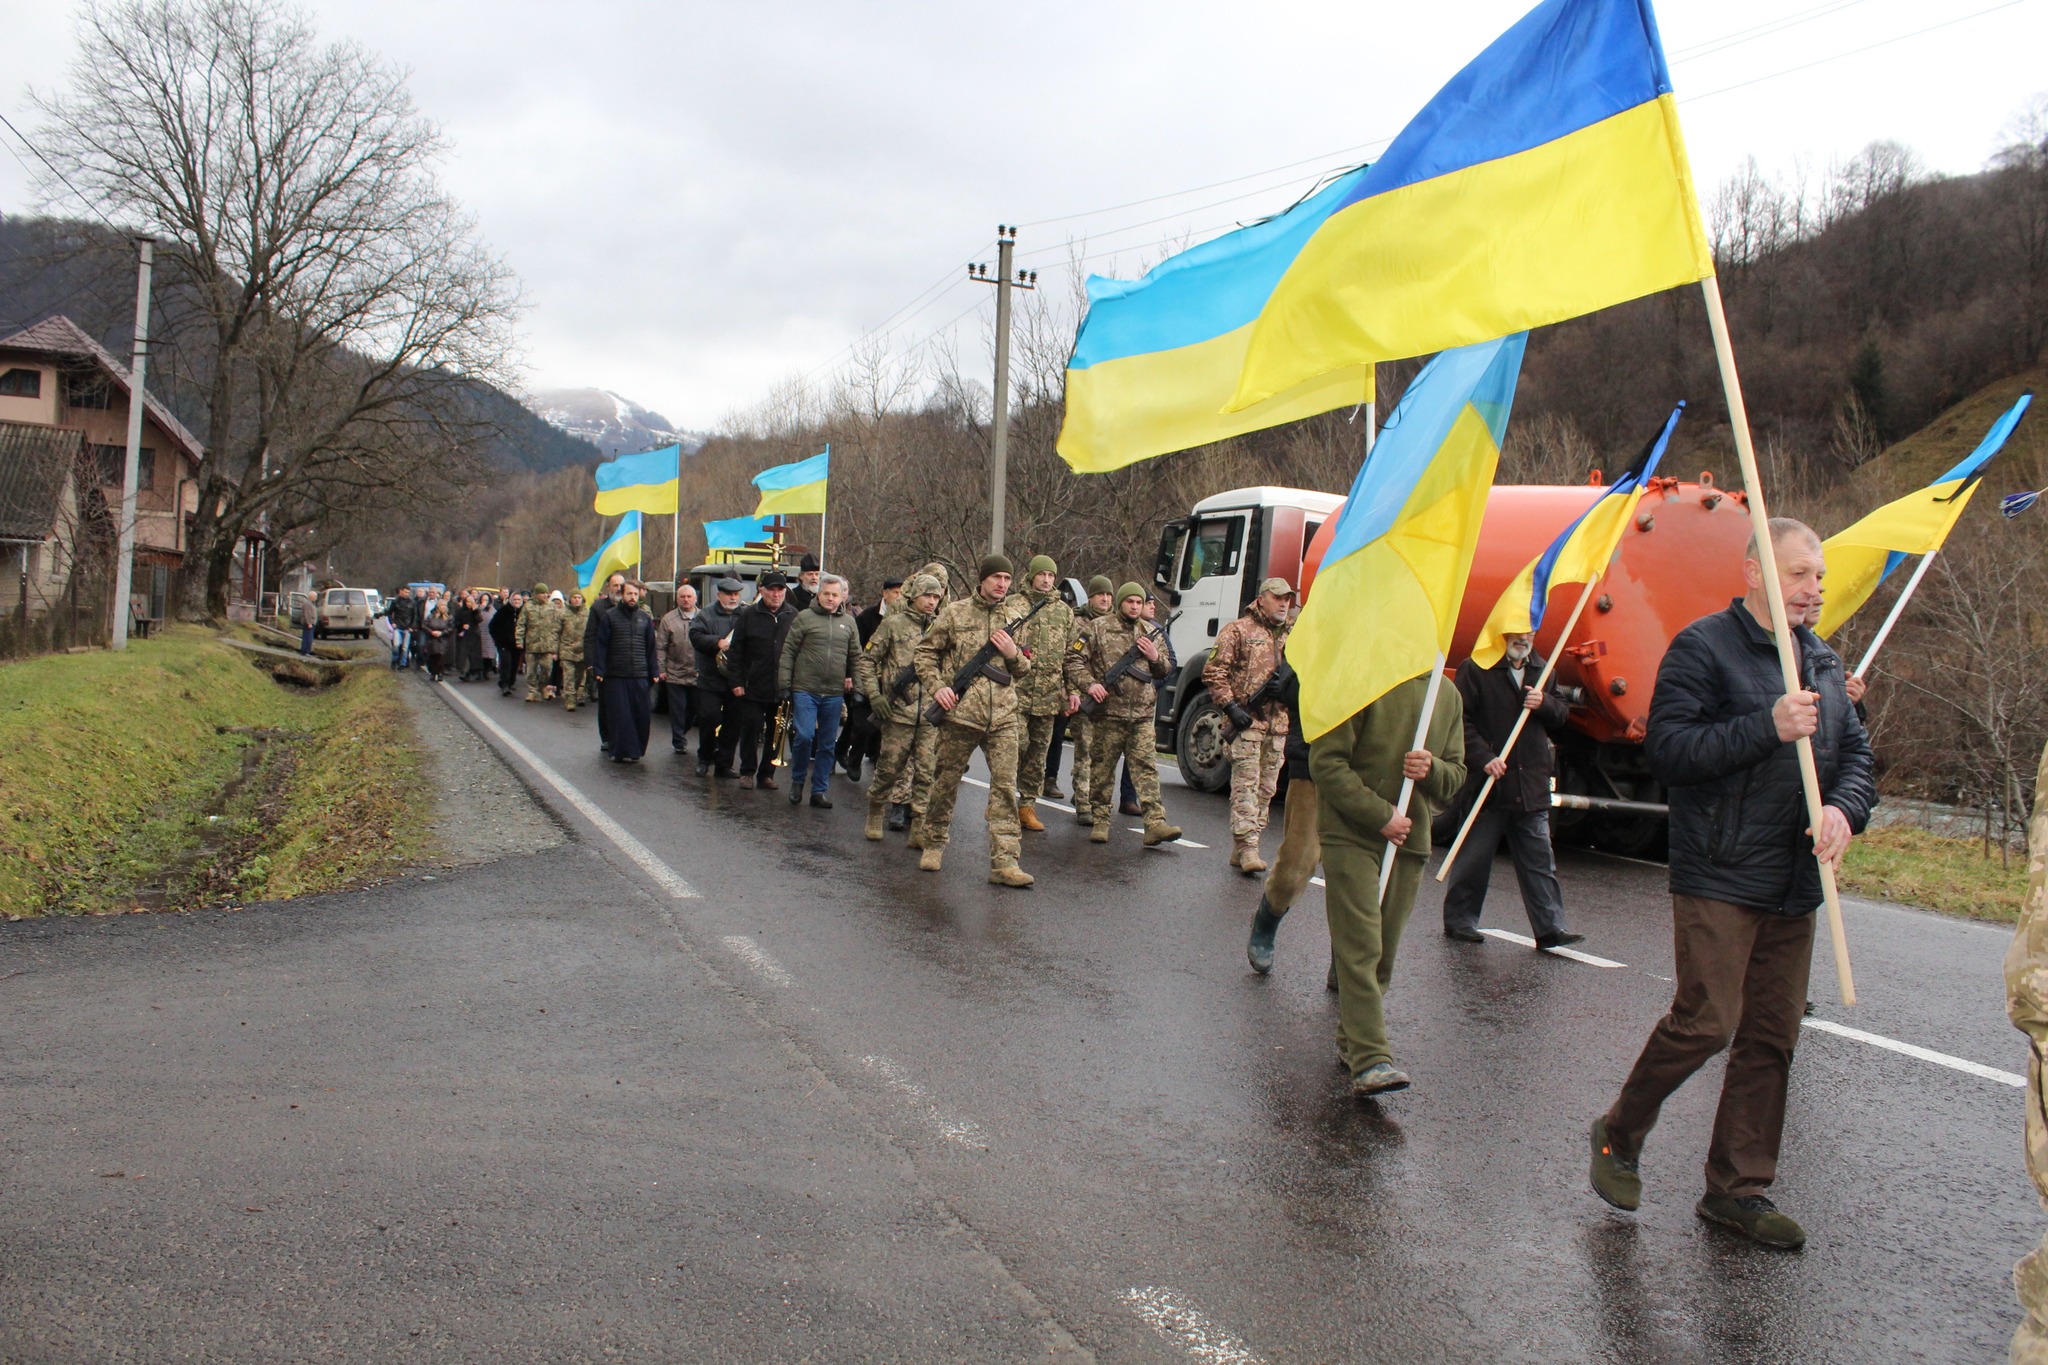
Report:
1180,515,1245,590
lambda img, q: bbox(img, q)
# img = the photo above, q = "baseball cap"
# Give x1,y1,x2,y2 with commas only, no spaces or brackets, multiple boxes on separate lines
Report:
1257,576,1297,598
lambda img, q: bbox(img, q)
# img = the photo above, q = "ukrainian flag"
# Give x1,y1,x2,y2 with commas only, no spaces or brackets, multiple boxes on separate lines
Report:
1817,393,2032,639
1058,169,1377,473
594,445,681,516
1229,0,1712,412
753,448,829,516
575,511,642,595
1469,402,1684,668
1291,334,1526,741
703,515,772,551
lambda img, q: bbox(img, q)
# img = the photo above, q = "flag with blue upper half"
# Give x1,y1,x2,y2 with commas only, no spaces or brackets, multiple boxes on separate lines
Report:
703,515,773,551
1469,401,1685,669
1227,0,1713,413
1057,169,1377,473
1817,392,2032,639
1290,334,1526,742
575,512,642,595
593,445,681,516
752,448,829,516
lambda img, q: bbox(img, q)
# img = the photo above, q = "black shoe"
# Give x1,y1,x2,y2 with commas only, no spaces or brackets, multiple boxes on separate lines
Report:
845,759,863,784
1445,926,1485,943
809,793,832,809
695,761,710,776
886,802,910,832
1696,1193,1806,1250
711,768,734,780
789,786,803,805
1536,931,1587,950
1247,895,1284,974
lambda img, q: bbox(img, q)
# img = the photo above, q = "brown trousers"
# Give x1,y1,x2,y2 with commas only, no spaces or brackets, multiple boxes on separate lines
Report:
1604,894,1816,1197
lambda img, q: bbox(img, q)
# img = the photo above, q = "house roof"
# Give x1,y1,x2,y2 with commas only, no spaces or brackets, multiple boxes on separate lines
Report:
0,315,206,465
0,421,85,542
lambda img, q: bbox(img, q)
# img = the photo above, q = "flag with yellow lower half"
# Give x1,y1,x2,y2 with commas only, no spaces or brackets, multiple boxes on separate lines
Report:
575,512,642,595
593,445,680,516
752,449,829,516
1228,0,1712,412
1469,401,1684,669
1291,334,1526,742
1058,168,1376,473
1817,392,2032,638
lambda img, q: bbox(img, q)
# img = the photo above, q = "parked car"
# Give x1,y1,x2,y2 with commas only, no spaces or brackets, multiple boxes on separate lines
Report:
317,587,373,639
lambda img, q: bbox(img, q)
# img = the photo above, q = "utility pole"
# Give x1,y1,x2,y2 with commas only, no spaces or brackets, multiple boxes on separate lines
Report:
970,227,1036,557
109,237,154,649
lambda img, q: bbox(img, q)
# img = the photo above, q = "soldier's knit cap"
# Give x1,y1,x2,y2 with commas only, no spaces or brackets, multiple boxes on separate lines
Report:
978,553,1014,582
907,573,942,598
1086,575,1113,597
531,581,549,595
1027,554,1057,576
1116,582,1146,604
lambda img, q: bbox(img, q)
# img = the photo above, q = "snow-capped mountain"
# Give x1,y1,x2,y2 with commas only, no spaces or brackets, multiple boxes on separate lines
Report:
529,387,707,459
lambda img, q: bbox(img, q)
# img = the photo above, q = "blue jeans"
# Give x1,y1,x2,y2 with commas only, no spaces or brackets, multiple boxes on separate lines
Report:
300,623,316,655
789,691,844,795
389,628,411,669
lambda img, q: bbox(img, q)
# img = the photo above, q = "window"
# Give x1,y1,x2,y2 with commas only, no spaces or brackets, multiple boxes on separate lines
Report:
64,373,113,410
91,444,155,490
0,367,40,398
1179,515,1245,590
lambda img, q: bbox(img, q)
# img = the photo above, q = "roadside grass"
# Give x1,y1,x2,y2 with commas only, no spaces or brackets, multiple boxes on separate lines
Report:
1840,824,2029,923
0,625,430,916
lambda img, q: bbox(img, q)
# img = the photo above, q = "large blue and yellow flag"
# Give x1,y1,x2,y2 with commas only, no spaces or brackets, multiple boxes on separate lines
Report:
1470,402,1684,668
594,445,681,516
1058,169,1377,473
703,514,773,551
752,448,829,516
1817,392,2032,638
1229,0,1712,411
574,511,642,595
1291,334,1526,741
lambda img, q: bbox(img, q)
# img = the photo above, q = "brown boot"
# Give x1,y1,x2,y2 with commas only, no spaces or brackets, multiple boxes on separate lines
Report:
919,846,944,872
988,865,1035,888
1235,837,1266,874
906,823,924,850
1089,825,1110,844
1144,821,1184,847
1018,802,1045,833
865,803,886,841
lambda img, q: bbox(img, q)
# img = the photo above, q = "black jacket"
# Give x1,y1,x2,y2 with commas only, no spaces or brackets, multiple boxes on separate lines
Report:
854,601,886,646
593,601,659,680
1456,653,1570,813
583,591,614,664
787,584,815,614
725,597,796,697
688,599,740,688
385,595,418,630
1648,599,1877,915
1279,665,1311,782
488,601,519,652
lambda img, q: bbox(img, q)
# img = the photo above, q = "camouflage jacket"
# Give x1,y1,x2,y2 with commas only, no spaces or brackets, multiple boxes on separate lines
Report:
1065,610,1172,721
1011,588,1076,716
1203,609,1289,734
556,604,591,663
855,605,934,726
914,592,1031,732
517,601,564,655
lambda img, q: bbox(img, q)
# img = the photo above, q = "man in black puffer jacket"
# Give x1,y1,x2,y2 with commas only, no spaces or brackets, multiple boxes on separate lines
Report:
592,580,663,762
720,571,796,789
1590,517,1875,1252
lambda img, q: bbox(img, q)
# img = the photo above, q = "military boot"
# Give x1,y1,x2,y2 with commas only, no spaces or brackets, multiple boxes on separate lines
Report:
865,802,887,841
1018,802,1045,833
1075,809,1093,828
1233,836,1266,875
918,846,944,872
1246,894,1284,974
988,865,1034,888
1089,823,1110,844
1143,821,1183,847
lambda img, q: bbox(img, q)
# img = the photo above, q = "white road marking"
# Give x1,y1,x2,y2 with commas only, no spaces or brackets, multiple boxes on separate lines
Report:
1127,828,1208,849
1477,927,1627,968
720,936,794,987
858,1055,990,1149
1800,1018,2025,1088
436,683,699,899
1120,1286,1265,1365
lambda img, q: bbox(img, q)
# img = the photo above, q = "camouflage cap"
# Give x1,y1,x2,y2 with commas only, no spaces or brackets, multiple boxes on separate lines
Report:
1256,576,1297,598
907,573,942,598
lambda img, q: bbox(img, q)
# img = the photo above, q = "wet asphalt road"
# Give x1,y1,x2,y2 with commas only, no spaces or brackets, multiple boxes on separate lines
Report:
3,675,2036,1363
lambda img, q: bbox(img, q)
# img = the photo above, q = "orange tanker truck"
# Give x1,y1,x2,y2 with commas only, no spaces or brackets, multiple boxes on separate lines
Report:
1150,475,1752,854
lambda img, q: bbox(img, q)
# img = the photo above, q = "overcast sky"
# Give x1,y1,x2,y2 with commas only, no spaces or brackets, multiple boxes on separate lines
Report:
4,0,2044,433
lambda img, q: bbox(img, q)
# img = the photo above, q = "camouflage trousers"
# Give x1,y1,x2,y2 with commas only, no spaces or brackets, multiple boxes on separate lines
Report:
871,717,940,819
920,718,1024,871
1227,725,1286,838
1087,715,1166,828
1068,714,1091,798
1017,710,1061,804
525,652,556,700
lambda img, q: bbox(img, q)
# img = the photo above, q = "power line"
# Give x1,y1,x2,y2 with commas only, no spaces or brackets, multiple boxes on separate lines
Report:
1017,139,1387,230
1683,0,2033,102
1667,0,1874,61
0,111,121,235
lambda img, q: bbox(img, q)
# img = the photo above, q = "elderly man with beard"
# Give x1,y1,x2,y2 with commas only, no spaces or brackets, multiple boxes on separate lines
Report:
592,580,664,763
1440,629,1582,949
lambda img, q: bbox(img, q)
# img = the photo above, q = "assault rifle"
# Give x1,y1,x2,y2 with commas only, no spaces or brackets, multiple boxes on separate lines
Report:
1222,660,1294,742
923,595,1055,725
889,661,919,705
1078,619,1163,717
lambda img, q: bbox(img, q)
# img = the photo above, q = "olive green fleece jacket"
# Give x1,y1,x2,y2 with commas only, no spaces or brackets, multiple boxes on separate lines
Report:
1309,672,1467,859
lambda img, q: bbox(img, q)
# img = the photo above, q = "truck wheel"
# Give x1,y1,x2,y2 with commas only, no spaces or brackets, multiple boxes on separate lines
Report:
1174,692,1232,794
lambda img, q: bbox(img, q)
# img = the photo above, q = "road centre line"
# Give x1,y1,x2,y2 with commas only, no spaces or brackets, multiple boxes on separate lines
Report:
1800,1017,2025,1088
436,683,700,899
720,936,794,987
1119,1286,1265,1365
1478,927,1628,968
857,1055,991,1149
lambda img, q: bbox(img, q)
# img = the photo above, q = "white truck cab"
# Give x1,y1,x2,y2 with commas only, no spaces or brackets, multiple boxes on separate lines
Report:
1151,486,1342,791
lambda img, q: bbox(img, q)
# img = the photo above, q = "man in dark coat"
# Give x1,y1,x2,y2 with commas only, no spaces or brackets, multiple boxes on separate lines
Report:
690,578,743,777
383,586,418,670
585,572,625,753
488,591,522,694
787,553,820,613
720,570,796,788
592,580,663,762
1441,631,1581,948
1589,518,1876,1251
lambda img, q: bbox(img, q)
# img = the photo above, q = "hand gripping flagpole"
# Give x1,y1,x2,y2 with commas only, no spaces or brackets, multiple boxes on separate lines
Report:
1434,574,1605,884
1378,656,1448,903
1701,277,1856,1006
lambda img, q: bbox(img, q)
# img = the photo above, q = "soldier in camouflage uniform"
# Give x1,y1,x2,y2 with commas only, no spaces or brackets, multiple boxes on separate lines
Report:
1203,576,1294,874
1066,575,1114,826
912,554,1034,887
2008,738,2048,1362
518,583,563,702
557,590,590,711
1066,582,1181,847
1012,554,1077,834
855,575,942,841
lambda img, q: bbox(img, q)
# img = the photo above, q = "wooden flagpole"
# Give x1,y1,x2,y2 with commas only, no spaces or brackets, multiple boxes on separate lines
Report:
1433,574,1605,883
1850,551,1937,679
1378,655,1448,902
1701,277,1856,1005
